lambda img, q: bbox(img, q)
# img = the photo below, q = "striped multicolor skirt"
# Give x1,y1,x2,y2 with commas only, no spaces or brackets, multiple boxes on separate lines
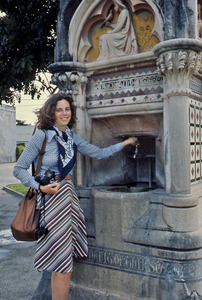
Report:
34,180,88,273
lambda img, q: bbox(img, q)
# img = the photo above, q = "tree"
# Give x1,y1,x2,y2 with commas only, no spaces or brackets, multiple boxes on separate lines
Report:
16,119,31,125
0,0,59,104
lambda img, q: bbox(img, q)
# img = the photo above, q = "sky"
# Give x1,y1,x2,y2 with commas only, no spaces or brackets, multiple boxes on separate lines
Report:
15,73,53,125
15,95,47,125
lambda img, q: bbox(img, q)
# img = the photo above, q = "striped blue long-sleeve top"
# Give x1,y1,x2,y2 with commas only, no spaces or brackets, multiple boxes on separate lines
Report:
13,129,123,190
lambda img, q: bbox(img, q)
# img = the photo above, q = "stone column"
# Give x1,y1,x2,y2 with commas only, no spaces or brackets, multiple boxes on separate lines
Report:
51,70,88,187
154,39,201,194
153,39,202,233
70,72,89,187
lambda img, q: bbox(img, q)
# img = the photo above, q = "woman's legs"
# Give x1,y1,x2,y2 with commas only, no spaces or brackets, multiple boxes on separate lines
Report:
51,271,71,300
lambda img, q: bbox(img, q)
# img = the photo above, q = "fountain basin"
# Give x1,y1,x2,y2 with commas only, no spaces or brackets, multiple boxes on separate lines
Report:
100,185,152,193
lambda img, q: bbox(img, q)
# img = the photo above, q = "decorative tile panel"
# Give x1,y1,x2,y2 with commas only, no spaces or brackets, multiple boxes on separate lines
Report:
86,66,163,108
189,100,202,183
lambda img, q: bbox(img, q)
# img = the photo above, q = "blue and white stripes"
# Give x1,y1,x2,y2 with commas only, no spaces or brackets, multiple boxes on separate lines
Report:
34,180,88,273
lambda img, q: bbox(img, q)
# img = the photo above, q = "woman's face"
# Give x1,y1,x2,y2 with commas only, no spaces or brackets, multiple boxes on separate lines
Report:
54,99,72,131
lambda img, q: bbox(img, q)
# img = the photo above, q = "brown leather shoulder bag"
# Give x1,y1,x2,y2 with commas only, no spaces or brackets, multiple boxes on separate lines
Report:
11,133,47,241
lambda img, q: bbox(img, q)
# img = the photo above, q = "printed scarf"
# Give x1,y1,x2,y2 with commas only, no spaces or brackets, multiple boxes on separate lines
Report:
51,125,77,181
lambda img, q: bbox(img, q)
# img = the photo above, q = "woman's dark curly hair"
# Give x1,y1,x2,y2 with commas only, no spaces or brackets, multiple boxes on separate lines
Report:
35,93,76,130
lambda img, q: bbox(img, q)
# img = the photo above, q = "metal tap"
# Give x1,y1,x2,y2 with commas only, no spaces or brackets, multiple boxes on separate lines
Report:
133,144,139,159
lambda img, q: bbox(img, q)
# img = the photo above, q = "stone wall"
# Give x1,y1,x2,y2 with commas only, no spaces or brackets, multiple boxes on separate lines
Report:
16,125,35,145
0,105,16,163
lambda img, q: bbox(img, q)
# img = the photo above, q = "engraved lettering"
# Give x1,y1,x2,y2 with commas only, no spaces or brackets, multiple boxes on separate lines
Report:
87,74,163,96
81,246,202,282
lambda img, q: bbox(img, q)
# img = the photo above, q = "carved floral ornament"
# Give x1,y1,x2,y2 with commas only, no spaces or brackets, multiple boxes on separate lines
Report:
51,72,88,95
156,50,201,97
69,0,163,62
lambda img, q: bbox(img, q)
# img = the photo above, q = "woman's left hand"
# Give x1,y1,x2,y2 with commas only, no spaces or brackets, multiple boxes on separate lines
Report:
40,182,61,195
122,137,138,147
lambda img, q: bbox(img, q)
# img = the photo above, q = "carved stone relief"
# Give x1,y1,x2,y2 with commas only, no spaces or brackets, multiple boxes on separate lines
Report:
73,0,161,62
51,72,88,98
156,50,201,97
97,0,138,61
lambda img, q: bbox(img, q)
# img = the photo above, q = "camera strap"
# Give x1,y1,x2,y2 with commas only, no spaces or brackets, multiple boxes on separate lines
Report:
32,131,47,229
39,193,46,227
32,131,47,177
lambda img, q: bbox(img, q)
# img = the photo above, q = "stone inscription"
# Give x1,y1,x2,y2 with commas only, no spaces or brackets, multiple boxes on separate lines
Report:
190,75,202,98
77,246,202,282
87,74,163,95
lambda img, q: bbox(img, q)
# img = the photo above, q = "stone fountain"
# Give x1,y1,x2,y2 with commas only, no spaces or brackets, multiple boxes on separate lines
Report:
35,1,202,299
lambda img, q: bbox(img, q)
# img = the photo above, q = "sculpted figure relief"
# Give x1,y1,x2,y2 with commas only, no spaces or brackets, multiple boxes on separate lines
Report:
97,0,138,60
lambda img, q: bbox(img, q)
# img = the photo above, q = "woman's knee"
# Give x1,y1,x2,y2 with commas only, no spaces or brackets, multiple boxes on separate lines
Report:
52,271,71,281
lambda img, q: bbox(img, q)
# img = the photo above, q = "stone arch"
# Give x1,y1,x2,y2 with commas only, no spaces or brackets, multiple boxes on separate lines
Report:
68,0,164,62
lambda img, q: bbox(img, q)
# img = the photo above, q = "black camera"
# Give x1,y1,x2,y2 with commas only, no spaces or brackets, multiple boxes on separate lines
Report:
34,169,55,238
35,169,55,186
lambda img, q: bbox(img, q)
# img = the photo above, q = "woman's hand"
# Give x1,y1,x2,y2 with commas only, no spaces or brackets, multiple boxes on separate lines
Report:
39,182,61,195
106,22,115,29
122,137,138,147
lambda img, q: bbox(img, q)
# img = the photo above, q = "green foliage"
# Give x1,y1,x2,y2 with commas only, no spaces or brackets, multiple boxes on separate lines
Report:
6,183,29,195
16,143,25,160
0,0,59,104
16,119,30,125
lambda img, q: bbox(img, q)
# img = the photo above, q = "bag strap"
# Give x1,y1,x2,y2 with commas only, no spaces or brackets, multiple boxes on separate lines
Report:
32,132,47,177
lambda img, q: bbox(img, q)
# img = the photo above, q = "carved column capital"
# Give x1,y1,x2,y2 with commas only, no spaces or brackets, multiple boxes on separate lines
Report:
153,39,202,97
51,71,88,99
156,50,200,97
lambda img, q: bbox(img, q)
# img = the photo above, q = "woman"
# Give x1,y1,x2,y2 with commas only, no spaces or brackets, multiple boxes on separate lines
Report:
98,0,138,60
13,93,138,300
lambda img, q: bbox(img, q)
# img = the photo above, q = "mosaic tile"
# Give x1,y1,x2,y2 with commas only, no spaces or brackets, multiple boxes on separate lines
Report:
150,87,158,94
190,144,195,162
189,106,195,124
144,88,149,94
102,93,110,100
196,144,200,161
114,92,120,98
125,91,132,97
196,126,200,143
196,162,200,180
201,144,202,160
189,100,202,183
195,108,200,125
190,162,196,182
190,125,195,143
132,90,138,96
201,124,202,143
201,161,202,178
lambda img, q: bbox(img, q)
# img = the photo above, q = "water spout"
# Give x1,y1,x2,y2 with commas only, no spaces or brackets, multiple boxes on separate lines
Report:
133,144,139,159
